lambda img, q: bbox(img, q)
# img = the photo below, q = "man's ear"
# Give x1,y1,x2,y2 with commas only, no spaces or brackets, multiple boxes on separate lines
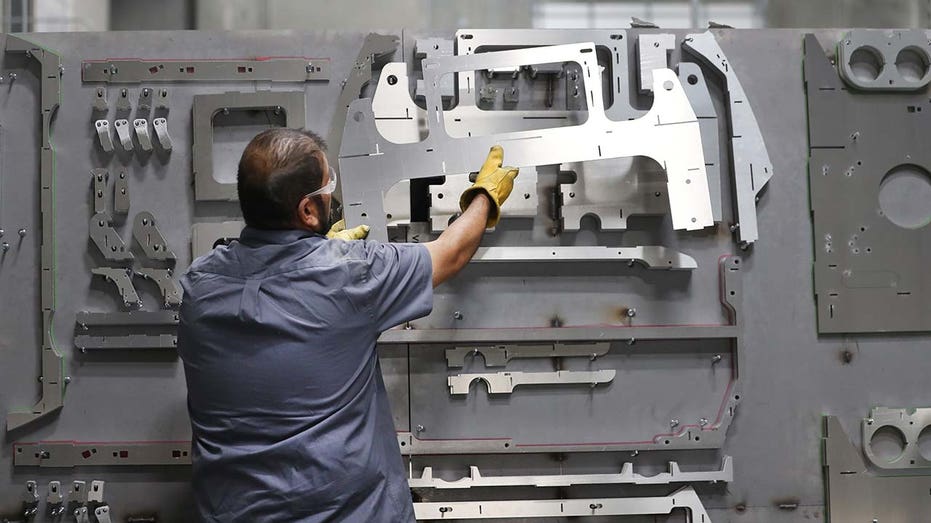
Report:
297,196,321,231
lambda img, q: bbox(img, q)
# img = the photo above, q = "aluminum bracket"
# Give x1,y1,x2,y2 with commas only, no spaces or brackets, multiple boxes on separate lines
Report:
81,57,330,83
410,456,732,489
113,170,129,214
14,441,191,467
74,334,177,351
448,370,616,395
89,212,133,261
340,42,712,241
132,211,175,261
91,268,141,308
87,481,104,503
94,120,113,152
192,91,306,201
445,342,611,368
94,505,112,523
75,311,179,327
679,62,722,221
862,407,931,470
135,268,181,308
91,168,108,214
92,86,107,112
683,31,772,247
137,87,152,112
152,117,172,151
133,118,152,151
113,118,133,151
73,507,89,523
413,486,711,521
471,246,698,270
638,33,676,93
115,88,131,113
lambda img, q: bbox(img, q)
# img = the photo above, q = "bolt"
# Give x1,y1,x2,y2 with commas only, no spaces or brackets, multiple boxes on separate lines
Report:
729,223,739,232
16,227,25,237
306,63,314,73
1,242,9,252
8,72,17,81
453,311,463,320
670,418,680,428
274,105,281,115
630,450,639,457
626,338,636,345
0,228,4,237
37,376,43,383
590,353,598,361
64,376,71,384
58,64,65,75
415,424,425,433
222,107,230,115
699,417,709,427
712,354,723,365
626,308,636,318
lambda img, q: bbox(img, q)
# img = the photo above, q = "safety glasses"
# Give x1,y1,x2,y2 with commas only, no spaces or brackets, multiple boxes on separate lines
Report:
305,166,337,198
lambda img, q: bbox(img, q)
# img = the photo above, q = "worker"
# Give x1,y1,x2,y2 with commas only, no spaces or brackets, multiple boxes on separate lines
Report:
177,128,519,522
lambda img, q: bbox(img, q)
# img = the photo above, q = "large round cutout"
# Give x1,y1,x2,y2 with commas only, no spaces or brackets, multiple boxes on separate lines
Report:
895,47,930,82
849,46,884,81
918,424,931,461
869,425,907,463
878,164,931,229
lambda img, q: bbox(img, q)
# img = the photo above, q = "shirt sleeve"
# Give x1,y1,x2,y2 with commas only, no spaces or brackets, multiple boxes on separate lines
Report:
362,242,434,332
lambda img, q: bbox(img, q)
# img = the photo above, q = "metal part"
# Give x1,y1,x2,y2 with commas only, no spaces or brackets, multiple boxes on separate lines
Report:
92,86,107,112
87,481,104,503
824,415,931,522
22,480,38,519
154,88,169,111
91,268,141,308
89,212,133,261
679,62,722,221
74,334,177,350
5,36,66,432
862,407,931,470
75,310,179,327
69,481,87,505
413,486,711,520
115,88,131,112
638,33,675,93
428,170,539,231
73,507,89,523
448,370,616,395
471,246,697,270
446,342,610,367
192,91,306,201
683,31,773,246
191,221,244,259
805,33,931,333
113,118,133,151
327,32,400,201
137,87,152,112
46,480,65,517
82,57,330,83
410,456,732,488
94,120,113,152
837,29,931,91
113,170,129,214
132,212,176,261
152,117,171,151
133,119,152,151
341,43,712,241
135,268,181,308
559,160,669,231
414,38,455,101
14,441,191,467
94,505,112,523
91,168,108,214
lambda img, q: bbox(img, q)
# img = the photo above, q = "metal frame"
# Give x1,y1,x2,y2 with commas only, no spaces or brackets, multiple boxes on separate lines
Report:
410,456,732,489
445,342,610,367
448,370,615,395
81,57,330,83
340,42,713,242
192,91,306,201
394,256,744,454
837,29,931,91
683,31,773,247
804,33,931,333
862,406,931,470
412,485,711,521
5,35,65,432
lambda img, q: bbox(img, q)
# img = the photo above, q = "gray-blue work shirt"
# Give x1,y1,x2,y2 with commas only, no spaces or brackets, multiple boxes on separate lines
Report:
178,227,433,522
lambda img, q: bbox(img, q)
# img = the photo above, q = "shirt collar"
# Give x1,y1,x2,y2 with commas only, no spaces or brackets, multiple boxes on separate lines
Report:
239,226,322,246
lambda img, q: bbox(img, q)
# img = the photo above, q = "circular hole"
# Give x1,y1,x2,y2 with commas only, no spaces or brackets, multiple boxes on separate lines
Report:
734,394,741,400
360,213,367,218
400,441,406,446
504,443,510,448
729,290,736,296
695,436,700,441
918,424,931,460
664,440,670,445
386,213,393,220
895,47,929,81
849,46,884,81
437,193,444,199
870,425,907,463
386,74,398,86
687,74,698,85
878,164,931,229
352,111,364,122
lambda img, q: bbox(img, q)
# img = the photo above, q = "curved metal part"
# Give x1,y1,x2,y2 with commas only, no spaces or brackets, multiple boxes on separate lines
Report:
471,246,698,270
94,120,113,152
113,118,133,151
5,35,65,432
448,369,615,395
446,342,610,368
341,43,712,241
152,117,172,151
132,211,176,261
683,31,772,247
838,30,931,91
135,268,181,308
133,118,152,151
678,62,722,221
89,212,133,261
862,407,931,470
91,268,141,308
410,456,732,489
413,486,711,521
137,87,152,112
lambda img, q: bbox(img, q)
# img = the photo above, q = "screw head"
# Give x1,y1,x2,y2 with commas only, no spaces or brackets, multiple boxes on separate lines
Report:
415,424,425,433
670,418,680,428
699,417,709,427
453,311,463,320
626,308,637,318
1,242,9,251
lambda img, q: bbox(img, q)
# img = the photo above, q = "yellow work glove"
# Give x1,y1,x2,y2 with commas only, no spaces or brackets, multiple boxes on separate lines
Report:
326,219,370,240
459,145,520,228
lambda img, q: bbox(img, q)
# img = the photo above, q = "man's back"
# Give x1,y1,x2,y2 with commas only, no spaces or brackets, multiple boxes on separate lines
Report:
178,227,431,521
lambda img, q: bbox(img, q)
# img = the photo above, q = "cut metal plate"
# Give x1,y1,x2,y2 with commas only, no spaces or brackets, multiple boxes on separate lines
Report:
340,42,713,241
113,118,132,151
135,268,181,308
446,342,611,368
559,159,669,231
862,407,931,470
94,120,113,152
192,91,306,201
413,486,711,520
89,212,133,261
91,168,108,214
14,440,191,467
638,33,676,93
824,415,931,522
81,57,330,83
113,170,129,214
133,118,152,151
132,212,176,261
683,31,773,247
471,246,698,270
152,117,172,151
448,370,616,395
75,311,179,327
805,34,931,333
428,170,539,232
837,29,931,91
91,268,141,308
74,334,177,350
410,456,732,488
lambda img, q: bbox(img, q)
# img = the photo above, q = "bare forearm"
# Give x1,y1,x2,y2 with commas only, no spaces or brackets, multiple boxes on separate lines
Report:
424,193,490,287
